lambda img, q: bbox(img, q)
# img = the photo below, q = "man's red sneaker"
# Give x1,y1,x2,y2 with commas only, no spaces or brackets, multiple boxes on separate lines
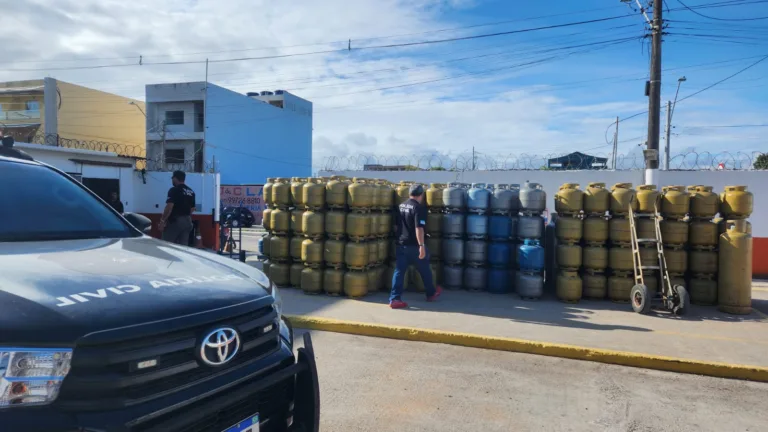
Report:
426,285,444,302
390,300,408,309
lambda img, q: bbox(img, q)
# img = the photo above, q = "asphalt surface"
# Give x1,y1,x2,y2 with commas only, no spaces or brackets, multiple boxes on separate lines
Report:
294,329,768,432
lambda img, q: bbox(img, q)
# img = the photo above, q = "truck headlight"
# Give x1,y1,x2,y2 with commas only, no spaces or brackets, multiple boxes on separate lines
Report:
0,349,72,408
271,282,283,318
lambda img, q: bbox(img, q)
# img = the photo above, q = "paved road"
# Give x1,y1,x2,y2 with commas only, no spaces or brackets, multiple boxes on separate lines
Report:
294,330,768,432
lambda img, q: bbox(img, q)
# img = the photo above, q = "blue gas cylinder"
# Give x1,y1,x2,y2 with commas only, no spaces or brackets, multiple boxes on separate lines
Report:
488,241,511,267
517,239,545,272
489,215,512,241
487,267,510,294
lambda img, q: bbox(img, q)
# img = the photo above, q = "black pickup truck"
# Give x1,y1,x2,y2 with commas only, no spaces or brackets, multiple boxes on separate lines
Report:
0,141,319,432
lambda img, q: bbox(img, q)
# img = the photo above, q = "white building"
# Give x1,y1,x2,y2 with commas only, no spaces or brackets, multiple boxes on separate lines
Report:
145,82,312,184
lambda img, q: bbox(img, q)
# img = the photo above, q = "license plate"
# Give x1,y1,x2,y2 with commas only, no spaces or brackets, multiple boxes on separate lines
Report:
223,413,259,432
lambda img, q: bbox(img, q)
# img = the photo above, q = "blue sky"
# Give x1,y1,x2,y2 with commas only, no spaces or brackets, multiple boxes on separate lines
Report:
1,0,765,170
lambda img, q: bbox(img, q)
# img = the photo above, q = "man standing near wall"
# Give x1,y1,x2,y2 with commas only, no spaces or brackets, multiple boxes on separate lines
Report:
108,191,124,214
390,184,443,309
158,170,196,246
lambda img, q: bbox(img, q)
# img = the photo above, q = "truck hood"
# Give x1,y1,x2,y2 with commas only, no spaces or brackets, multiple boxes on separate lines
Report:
0,237,272,345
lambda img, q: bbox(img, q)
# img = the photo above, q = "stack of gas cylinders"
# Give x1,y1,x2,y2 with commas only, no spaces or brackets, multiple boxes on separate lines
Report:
687,185,720,305
716,185,753,314
516,181,547,299
582,183,610,300
607,183,639,302
260,176,394,298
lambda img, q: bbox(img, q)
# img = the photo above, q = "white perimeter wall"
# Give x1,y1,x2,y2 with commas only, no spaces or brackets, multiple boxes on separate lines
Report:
320,169,768,237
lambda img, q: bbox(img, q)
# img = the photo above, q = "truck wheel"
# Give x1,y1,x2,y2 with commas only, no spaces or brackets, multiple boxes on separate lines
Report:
631,284,652,314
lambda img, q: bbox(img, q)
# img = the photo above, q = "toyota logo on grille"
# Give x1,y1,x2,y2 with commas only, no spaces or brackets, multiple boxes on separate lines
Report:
199,327,240,366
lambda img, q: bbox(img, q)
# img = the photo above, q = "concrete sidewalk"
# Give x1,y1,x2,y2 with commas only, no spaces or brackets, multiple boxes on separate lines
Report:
280,286,768,369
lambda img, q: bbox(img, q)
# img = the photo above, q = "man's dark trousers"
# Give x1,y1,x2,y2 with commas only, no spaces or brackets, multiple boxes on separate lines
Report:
390,245,436,302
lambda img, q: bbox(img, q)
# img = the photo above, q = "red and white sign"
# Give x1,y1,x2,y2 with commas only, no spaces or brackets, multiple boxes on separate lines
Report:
220,185,266,224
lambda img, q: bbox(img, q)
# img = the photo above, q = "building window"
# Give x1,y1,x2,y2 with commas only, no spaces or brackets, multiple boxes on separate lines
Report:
25,101,40,114
165,149,185,164
165,110,184,125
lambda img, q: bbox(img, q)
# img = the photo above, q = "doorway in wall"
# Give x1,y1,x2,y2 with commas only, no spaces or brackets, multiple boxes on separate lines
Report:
82,178,120,203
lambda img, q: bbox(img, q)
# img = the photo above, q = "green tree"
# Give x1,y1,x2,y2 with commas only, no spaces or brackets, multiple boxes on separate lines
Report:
754,154,768,170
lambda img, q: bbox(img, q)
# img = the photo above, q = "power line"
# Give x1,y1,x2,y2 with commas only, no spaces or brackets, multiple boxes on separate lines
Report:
674,0,768,20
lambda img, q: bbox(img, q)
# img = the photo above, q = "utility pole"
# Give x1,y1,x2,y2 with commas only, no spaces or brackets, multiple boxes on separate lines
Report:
612,116,619,169
645,0,663,185
160,120,167,170
472,146,476,170
664,101,672,170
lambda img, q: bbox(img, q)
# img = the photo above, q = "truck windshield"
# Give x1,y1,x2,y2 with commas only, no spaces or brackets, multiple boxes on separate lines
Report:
0,162,139,242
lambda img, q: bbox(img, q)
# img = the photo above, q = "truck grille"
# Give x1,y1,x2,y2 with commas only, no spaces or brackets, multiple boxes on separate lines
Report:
58,305,279,409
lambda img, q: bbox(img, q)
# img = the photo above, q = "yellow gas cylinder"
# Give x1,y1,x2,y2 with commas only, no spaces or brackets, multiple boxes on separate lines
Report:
584,182,610,215
689,220,718,248
718,220,752,314
555,183,584,215
368,241,379,264
664,248,687,274
660,219,688,246
262,260,271,278
610,183,637,216
344,271,369,298
637,218,656,240
555,217,583,243
582,246,608,271
301,268,324,294
426,236,442,260
291,209,305,234
661,185,689,219
272,178,292,208
582,273,607,299
557,244,582,270
262,208,272,230
639,247,657,267
377,239,389,262
395,181,412,204
290,236,304,261
323,268,345,295
263,178,275,207
325,211,346,238
608,275,634,302
262,233,272,257
324,239,345,267
270,208,290,234
303,178,326,210
367,266,381,293
608,246,633,272
377,180,394,209
346,212,372,239
345,242,369,269
369,180,383,209
690,276,717,306
302,210,324,238
556,271,582,303
636,185,660,213
369,213,384,238
642,273,658,294
427,212,443,236
583,217,608,244
290,263,304,288
427,183,444,209
301,239,324,266
325,176,348,209
378,213,392,238
609,218,631,245
690,186,719,219
269,235,290,261
720,186,753,219
717,217,751,236
269,262,291,286
689,249,718,276
348,178,375,209
290,177,306,208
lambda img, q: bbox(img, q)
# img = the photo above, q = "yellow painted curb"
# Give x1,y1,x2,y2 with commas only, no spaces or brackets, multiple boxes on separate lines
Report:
285,314,768,383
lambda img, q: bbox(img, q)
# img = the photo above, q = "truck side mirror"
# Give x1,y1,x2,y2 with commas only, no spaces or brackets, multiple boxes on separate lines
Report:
123,212,152,234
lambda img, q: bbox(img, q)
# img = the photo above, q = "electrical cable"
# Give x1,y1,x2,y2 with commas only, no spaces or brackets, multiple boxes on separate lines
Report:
674,0,768,20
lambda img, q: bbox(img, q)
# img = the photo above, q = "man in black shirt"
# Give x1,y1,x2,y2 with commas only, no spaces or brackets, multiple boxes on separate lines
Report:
108,191,124,214
159,170,196,246
390,184,443,309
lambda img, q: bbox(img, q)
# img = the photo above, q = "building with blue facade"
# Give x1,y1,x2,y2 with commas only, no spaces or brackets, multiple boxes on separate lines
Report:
145,82,312,184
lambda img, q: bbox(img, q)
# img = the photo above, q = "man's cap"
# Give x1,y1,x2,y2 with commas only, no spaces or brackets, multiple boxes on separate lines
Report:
409,184,424,196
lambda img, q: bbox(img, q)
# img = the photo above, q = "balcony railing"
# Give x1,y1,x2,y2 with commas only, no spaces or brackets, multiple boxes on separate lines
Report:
1,110,41,121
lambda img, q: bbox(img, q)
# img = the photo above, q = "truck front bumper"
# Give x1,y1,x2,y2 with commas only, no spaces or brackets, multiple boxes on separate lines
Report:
3,331,320,432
